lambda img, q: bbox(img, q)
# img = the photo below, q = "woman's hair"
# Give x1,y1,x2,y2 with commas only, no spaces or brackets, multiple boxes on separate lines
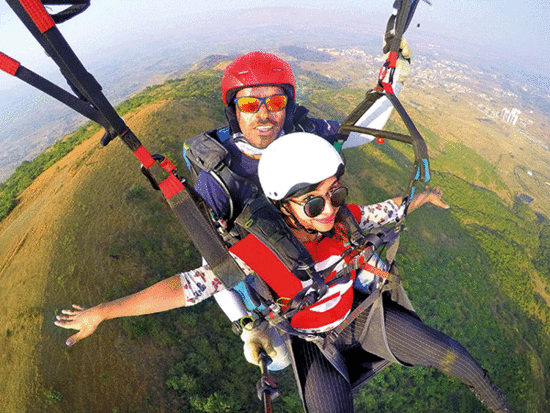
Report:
332,210,352,242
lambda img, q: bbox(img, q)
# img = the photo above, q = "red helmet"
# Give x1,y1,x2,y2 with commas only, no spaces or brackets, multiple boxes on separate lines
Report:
221,51,296,106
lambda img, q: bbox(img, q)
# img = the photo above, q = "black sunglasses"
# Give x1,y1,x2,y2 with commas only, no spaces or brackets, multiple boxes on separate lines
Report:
289,185,348,218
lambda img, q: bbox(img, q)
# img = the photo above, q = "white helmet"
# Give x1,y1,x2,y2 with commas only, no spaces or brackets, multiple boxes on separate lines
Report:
259,132,344,201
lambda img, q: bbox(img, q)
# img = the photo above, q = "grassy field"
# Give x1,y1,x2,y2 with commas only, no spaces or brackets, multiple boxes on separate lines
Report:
0,63,549,412
0,88,234,411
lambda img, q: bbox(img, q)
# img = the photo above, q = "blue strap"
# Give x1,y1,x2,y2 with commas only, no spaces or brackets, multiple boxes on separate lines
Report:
182,142,191,170
422,159,430,182
233,280,265,311
410,158,430,200
413,158,430,182
217,127,231,143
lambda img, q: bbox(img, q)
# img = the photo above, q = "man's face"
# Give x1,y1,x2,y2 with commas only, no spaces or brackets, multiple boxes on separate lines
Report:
235,86,286,149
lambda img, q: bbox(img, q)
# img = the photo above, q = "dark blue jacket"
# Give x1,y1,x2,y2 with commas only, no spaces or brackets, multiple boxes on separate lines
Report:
193,116,339,220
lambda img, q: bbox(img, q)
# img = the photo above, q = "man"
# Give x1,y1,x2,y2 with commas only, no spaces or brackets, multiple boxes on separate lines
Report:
188,51,341,221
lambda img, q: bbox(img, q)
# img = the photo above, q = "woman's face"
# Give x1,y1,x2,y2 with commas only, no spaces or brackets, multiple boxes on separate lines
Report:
284,176,342,233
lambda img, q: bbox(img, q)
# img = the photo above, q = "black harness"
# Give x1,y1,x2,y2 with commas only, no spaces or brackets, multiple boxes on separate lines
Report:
183,118,342,302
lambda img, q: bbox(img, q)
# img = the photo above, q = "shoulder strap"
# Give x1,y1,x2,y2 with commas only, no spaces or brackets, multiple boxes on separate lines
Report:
183,129,230,176
339,204,368,247
292,105,311,131
292,105,329,135
183,127,248,220
235,194,319,282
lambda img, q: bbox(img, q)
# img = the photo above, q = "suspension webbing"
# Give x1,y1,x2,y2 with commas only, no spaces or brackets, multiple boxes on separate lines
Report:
338,0,430,212
1,0,246,288
383,0,418,69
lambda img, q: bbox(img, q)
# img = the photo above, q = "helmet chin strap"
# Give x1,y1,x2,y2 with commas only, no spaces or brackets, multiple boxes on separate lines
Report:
225,104,241,135
290,215,318,235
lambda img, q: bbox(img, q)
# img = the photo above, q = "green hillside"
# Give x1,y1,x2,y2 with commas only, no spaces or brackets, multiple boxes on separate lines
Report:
0,65,549,412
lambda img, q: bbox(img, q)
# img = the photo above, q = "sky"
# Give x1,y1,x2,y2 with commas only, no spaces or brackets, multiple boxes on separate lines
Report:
0,0,549,92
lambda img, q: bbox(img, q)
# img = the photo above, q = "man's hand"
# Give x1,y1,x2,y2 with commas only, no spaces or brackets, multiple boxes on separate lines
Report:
383,36,412,84
383,33,412,58
241,324,277,366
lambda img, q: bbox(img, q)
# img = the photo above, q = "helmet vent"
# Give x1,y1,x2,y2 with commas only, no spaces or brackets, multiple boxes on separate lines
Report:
220,52,296,105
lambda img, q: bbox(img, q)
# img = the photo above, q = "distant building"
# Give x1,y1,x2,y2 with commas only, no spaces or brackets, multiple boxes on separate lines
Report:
499,107,521,125
519,194,533,203
500,108,509,122
510,108,520,125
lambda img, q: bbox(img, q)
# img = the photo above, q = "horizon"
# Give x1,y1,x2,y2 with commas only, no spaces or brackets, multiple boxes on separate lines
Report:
1,0,549,88
2,1,549,99
1,1,550,182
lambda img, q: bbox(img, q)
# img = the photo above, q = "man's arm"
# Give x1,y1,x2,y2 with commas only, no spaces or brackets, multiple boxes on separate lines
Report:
343,38,411,148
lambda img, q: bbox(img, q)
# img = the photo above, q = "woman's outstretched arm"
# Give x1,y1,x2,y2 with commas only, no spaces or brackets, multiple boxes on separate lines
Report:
54,275,185,346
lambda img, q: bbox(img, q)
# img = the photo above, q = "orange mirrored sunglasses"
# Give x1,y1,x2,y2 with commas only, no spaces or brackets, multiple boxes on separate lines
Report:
234,94,288,113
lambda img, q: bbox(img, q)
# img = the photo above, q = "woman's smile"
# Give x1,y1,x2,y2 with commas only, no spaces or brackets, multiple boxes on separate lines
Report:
315,213,336,225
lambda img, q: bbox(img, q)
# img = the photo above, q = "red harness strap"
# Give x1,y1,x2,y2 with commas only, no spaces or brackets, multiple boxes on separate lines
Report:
19,0,55,33
359,259,390,280
230,234,304,299
0,52,20,76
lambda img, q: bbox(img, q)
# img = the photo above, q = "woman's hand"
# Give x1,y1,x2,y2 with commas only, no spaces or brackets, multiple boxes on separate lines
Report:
424,187,450,210
54,304,104,346
406,186,450,213
53,274,188,347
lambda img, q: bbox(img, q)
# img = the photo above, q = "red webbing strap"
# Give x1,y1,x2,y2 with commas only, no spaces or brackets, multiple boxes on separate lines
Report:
360,260,390,280
381,81,395,95
132,145,155,168
157,157,185,199
0,53,20,76
18,0,55,33
377,57,397,95
158,157,177,174
158,175,185,200
230,234,304,298
386,50,399,69
131,147,184,199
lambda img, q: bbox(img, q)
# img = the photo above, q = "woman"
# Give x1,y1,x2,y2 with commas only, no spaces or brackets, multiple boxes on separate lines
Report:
248,132,511,413
55,132,510,412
